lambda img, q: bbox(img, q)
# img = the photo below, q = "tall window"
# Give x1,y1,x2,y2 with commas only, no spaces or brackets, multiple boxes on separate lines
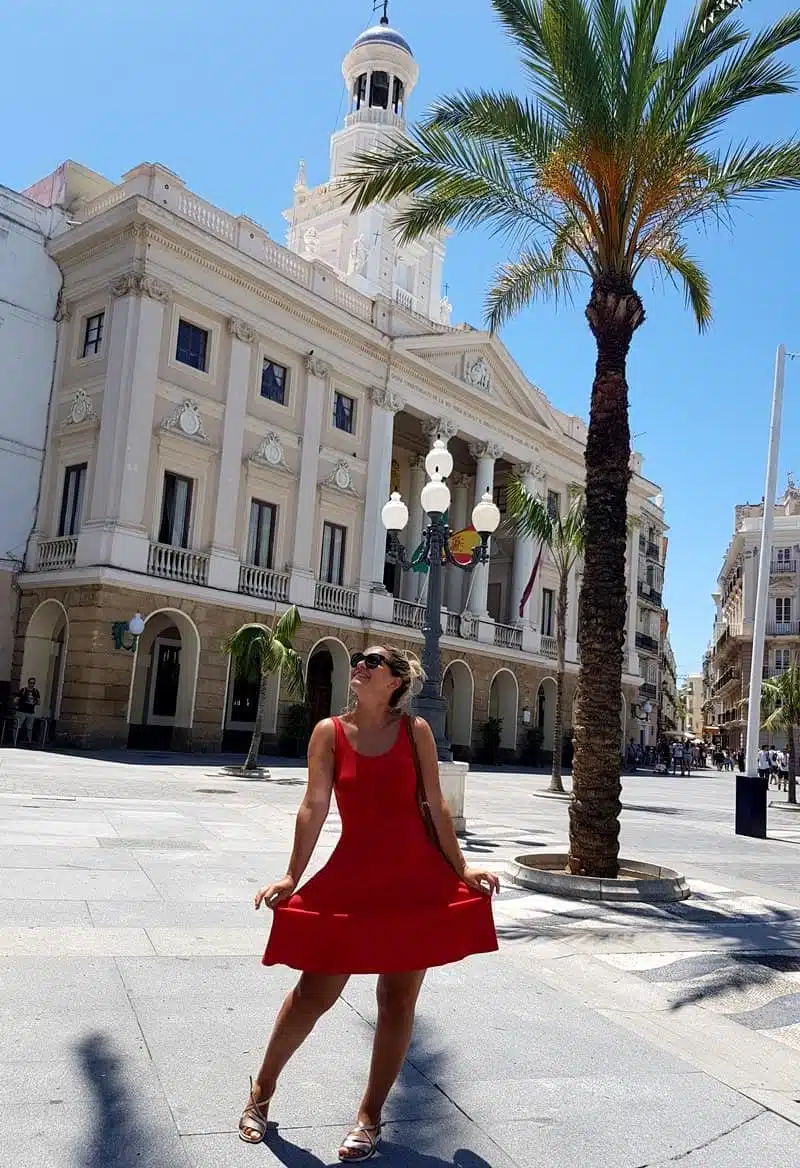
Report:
776,596,792,625
175,320,209,371
158,473,193,547
541,588,554,637
354,73,367,109
547,489,561,520
58,463,87,536
320,522,346,585
776,547,792,566
776,648,791,673
369,70,390,109
333,391,355,433
81,312,104,358
392,77,405,113
247,500,276,568
260,359,287,404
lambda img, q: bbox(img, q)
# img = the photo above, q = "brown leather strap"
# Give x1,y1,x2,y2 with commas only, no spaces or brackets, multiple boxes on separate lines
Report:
404,714,428,808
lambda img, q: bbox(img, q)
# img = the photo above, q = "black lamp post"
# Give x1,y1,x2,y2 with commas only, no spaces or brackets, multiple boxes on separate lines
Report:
381,440,501,761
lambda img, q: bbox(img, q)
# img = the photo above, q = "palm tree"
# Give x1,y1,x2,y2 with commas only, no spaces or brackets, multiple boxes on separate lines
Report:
762,665,800,805
506,478,584,793
344,0,800,876
224,608,305,772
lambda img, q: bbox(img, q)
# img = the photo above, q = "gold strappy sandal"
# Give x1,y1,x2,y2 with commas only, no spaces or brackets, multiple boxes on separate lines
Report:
338,1120,382,1161
238,1076,272,1143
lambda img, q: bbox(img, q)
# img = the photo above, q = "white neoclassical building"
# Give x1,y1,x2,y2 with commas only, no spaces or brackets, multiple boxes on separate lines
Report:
0,185,66,704
12,14,664,756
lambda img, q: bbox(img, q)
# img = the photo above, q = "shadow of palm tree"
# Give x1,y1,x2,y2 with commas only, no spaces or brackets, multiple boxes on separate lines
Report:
496,893,800,1012
75,1032,177,1168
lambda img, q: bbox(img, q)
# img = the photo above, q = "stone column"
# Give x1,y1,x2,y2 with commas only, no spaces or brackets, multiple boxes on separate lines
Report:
289,353,328,607
467,440,502,640
445,472,471,614
359,386,405,621
77,272,169,572
208,319,256,591
402,454,427,602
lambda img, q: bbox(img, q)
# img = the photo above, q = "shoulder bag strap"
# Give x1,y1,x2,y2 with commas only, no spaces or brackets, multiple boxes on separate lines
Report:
404,714,428,808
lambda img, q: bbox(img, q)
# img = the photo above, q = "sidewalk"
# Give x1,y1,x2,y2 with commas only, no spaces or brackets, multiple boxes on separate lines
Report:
1,750,799,1165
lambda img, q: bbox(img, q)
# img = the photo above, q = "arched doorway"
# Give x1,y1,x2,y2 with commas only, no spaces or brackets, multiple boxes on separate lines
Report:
127,609,200,750
535,677,558,755
489,669,519,754
19,599,69,733
306,638,350,725
442,660,474,760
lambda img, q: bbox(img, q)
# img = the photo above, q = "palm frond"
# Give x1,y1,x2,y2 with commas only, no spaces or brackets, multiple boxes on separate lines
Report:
644,240,713,331
704,139,800,199
762,666,800,730
224,623,271,682
485,238,587,332
505,478,556,544
425,90,558,165
274,604,302,647
277,646,306,701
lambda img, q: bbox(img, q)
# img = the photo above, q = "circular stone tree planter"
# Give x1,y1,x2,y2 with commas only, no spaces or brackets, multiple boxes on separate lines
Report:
508,852,689,903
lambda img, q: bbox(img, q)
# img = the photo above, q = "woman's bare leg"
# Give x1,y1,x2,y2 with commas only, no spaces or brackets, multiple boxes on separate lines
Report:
339,970,426,1158
242,972,349,1139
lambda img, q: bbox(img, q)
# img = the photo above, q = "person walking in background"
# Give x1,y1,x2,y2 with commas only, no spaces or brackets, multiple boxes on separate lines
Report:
239,645,499,1160
777,748,789,791
757,746,771,783
14,677,40,745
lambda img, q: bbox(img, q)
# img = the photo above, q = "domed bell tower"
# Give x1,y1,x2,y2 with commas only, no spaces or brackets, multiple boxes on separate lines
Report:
285,5,450,325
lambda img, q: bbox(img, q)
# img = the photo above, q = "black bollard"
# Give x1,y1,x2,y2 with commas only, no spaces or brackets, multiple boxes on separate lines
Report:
735,773,768,838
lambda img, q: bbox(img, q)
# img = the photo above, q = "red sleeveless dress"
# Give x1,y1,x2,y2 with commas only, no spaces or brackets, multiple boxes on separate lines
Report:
262,716,498,974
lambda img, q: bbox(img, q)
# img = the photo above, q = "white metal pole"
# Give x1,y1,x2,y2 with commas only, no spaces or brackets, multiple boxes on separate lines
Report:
745,343,786,775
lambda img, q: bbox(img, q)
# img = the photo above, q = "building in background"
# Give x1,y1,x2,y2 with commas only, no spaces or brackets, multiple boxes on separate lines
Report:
11,15,665,754
682,673,705,738
705,482,800,751
630,493,669,748
659,614,678,736
0,187,66,703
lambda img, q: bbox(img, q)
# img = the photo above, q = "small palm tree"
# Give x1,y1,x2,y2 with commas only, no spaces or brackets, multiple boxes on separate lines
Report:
762,665,800,805
506,479,584,793
224,608,305,773
345,0,800,876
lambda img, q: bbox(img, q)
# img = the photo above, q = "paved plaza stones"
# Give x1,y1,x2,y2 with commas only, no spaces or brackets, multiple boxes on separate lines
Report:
1,752,800,1165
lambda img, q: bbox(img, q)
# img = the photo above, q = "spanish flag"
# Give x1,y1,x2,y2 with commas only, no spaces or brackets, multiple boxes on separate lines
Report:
448,525,482,566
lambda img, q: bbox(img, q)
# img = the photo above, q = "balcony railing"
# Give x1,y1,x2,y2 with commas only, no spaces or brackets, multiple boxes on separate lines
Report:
772,559,798,573
238,564,290,604
712,667,741,694
314,580,358,617
540,634,558,659
392,598,426,630
635,632,659,652
639,681,658,699
147,543,209,586
494,623,522,651
637,581,663,606
766,620,800,636
36,536,77,571
445,612,461,638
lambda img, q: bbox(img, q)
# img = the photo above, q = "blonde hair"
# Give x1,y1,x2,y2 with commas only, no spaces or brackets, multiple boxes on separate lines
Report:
384,646,425,710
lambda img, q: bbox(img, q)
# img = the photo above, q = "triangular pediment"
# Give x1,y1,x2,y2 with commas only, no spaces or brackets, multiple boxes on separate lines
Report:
396,332,561,434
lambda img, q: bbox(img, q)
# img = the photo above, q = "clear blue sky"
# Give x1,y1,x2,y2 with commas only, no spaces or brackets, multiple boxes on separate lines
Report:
4,0,800,678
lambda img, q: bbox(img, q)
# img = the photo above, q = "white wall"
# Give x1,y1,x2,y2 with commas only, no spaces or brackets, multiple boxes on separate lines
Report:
0,187,65,681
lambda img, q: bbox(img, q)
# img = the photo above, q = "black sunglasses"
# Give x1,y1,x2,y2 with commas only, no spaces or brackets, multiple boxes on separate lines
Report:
350,651,392,672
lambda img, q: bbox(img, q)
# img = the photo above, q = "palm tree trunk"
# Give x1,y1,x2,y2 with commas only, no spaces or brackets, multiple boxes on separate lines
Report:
549,571,569,794
244,673,269,772
570,282,644,878
789,726,797,805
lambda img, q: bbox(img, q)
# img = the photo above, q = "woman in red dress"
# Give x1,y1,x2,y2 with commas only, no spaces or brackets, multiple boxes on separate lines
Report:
239,644,499,1160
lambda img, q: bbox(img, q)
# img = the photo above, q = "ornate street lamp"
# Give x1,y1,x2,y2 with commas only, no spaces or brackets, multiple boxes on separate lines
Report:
381,440,501,759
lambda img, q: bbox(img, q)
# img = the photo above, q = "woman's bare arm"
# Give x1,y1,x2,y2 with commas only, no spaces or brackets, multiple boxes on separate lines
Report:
412,716,499,895
255,717,336,909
